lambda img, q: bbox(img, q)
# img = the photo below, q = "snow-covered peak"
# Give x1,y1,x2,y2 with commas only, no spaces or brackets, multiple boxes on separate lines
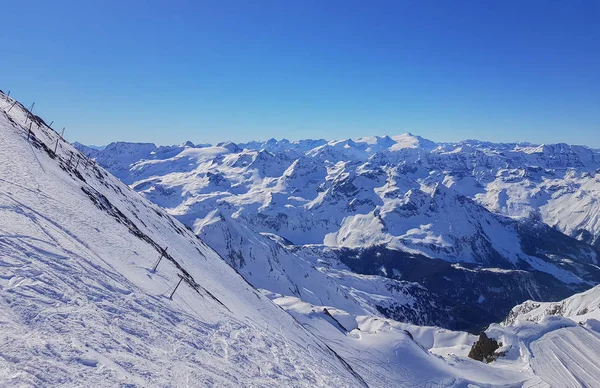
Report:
390,133,437,150
180,140,195,148
215,141,241,153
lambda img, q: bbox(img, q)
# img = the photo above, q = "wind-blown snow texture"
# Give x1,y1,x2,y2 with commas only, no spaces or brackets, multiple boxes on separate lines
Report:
77,134,600,332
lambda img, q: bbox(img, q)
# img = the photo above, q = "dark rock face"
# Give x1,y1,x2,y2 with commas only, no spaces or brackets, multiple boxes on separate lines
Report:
468,333,500,363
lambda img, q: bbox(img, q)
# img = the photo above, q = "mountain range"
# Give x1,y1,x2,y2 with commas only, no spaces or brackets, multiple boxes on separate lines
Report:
74,134,600,332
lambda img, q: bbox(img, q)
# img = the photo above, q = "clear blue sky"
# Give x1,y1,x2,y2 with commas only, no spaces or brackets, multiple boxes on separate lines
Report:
2,0,599,146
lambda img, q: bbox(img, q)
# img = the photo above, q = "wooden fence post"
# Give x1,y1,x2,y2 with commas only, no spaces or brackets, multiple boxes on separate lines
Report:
6,101,17,113
169,274,184,300
23,103,34,125
152,246,168,272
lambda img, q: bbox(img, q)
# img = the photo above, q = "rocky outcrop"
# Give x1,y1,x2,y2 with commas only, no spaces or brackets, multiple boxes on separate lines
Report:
468,333,501,363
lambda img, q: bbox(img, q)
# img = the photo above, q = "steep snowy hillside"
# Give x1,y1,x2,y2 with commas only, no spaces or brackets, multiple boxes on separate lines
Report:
0,93,373,387
78,134,600,332
266,285,600,387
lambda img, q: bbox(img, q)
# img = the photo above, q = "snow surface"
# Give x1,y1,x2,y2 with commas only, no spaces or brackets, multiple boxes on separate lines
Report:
268,287,600,388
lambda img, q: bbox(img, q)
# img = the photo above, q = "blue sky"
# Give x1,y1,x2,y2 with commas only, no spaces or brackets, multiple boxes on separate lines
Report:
2,0,599,146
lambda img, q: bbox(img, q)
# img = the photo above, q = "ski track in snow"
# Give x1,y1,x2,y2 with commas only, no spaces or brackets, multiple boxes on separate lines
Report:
529,326,600,388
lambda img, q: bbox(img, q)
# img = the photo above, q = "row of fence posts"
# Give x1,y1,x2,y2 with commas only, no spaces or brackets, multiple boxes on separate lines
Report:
152,246,189,300
12,97,80,171
3,90,189,302
3,92,68,157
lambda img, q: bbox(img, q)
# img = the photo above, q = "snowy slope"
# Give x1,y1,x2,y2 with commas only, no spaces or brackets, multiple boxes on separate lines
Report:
265,287,600,387
268,293,530,387
484,285,600,388
194,211,456,328
0,92,371,387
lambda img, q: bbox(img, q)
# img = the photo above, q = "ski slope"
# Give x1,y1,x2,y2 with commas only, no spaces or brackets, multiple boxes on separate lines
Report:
268,293,530,387
486,285,600,388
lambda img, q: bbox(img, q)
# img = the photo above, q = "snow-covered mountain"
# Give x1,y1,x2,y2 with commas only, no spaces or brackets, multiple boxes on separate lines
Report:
0,93,371,386
275,284,600,387
6,90,600,386
75,134,600,333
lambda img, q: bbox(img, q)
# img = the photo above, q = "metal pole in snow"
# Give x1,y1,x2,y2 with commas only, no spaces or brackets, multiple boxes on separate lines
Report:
49,120,53,128
61,127,65,138
27,122,32,140
152,246,168,272
169,275,184,300
54,139,59,154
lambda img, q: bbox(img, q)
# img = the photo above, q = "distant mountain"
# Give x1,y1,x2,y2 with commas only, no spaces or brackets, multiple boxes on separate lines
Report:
72,141,103,158
75,134,600,331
